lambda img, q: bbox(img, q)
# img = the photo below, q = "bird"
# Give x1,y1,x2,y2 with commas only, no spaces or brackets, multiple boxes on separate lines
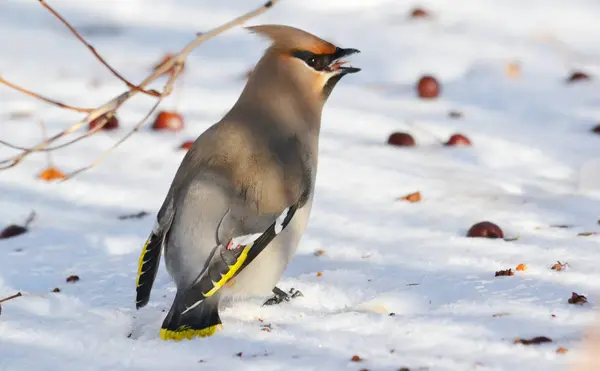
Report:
134,24,361,341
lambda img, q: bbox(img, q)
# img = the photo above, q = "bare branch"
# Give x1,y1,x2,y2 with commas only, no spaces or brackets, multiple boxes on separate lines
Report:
0,0,280,172
0,292,22,304
39,0,160,97
0,77,92,113
65,64,183,179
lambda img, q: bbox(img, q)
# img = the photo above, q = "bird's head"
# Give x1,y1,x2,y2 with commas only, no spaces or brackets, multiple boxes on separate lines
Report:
245,24,361,103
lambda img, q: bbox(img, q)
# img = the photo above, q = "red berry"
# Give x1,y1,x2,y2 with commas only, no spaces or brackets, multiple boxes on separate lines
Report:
387,132,416,147
445,133,472,146
152,111,184,132
566,71,591,83
591,124,600,134
410,8,430,18
89,114,119,131
417,75,440,99
180,140,194,150
467,221,504,239
0,225,27,239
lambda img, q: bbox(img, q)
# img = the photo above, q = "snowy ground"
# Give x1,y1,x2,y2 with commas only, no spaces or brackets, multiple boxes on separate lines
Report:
2,0,600,370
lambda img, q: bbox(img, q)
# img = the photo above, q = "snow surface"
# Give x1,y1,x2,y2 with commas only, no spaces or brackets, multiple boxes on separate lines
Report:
2,0,600,370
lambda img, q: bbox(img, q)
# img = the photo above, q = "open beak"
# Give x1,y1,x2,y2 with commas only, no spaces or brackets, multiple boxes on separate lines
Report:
328,47,361,74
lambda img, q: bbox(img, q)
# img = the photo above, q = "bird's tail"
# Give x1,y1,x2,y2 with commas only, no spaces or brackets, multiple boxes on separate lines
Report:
160,291,222,341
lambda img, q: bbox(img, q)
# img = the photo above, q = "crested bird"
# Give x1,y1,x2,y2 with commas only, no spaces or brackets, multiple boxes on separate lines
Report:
135,24,360,341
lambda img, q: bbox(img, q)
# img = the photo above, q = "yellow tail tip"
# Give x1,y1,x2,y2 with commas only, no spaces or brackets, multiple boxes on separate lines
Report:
159,325,222,341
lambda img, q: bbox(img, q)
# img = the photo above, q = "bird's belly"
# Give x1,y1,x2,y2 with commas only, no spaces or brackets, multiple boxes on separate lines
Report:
221,201,312,298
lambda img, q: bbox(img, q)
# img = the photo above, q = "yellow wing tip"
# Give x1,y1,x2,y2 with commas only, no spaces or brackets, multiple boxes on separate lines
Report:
135,236,152,287
160,325,222,341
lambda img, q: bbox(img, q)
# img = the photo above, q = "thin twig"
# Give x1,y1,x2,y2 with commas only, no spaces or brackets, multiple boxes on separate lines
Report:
38,120,53,166
0,0,279,172
0,292,22,304
0,77,92,113
64,65,183,179
39,0,159,97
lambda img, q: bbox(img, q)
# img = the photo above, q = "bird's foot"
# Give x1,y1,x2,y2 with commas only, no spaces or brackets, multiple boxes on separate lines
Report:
262,287,303,306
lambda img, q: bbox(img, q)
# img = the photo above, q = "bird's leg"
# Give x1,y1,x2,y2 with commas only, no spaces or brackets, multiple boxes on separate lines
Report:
262,286,303,306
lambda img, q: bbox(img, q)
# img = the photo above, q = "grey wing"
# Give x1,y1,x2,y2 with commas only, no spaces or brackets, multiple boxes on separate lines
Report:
179,204,299,314
135,198,175,309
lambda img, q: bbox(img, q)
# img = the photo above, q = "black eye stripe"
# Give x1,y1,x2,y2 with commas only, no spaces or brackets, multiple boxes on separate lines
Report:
291,50,333,71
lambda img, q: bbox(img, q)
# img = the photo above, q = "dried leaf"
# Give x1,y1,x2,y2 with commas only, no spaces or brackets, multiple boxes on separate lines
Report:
568,292,588,305
578,232,599,236
551,261,569,271
351,355,362,362
448,110,463,119
314,249,326,257
495,269,514,277
39,167,66,181
66,275,80,283
556,347,568,354
492,312,511,318
117,211,149,220
8,110,34,120
52,287,61,293
398,191,421,203
505,61,521,79
513,336,552,345
515,264,528,272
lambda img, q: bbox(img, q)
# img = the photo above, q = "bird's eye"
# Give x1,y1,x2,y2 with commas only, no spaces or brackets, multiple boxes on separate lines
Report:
307,57,317,67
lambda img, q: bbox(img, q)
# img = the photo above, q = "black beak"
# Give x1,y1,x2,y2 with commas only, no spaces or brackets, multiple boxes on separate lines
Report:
333,47,361,74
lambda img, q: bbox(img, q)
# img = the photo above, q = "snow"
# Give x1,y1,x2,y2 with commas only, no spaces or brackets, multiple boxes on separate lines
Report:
1,0,600,370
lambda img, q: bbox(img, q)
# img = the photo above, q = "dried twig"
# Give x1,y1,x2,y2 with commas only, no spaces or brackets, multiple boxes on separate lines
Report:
0,76,92,113
0,292,23,304
38,0,159,97
0,0,279,175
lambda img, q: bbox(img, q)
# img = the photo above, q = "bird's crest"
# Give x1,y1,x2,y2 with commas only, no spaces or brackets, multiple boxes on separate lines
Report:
246,24,337,54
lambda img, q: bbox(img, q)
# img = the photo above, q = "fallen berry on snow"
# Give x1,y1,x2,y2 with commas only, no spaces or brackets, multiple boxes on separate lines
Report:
314,249,326,256
566,71,591,83
409,8,430,18
0,225,28,240
351,355,362,362
445,133,472,146
66,275,80,283
416,75,440,99
52,287,61,293
316,272,323,277
387,132,416,147
0,211,36,240
467,221,504,239
152,111,184,132
180,140,194,150
556,347,568,354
